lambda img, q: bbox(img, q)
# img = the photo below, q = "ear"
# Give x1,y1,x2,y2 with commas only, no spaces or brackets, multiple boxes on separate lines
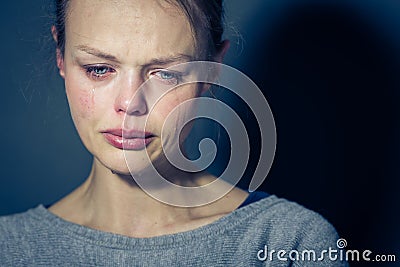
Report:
51,25,65,78
200,40,230,94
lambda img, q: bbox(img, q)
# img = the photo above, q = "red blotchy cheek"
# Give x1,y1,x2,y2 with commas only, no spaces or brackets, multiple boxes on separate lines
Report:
64,71,97,117
66,87,95,121
77,91,95,118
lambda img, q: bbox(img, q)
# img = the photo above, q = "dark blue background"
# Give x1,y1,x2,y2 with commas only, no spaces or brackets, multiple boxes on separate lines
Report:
1,1,399,266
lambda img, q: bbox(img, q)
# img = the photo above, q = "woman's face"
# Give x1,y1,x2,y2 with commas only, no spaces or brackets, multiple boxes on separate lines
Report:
57,0,201,174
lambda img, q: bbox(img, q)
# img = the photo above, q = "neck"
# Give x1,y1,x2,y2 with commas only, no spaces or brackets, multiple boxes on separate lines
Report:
49,158,248,237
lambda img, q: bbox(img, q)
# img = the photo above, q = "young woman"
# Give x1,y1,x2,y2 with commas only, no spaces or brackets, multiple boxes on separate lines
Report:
0,0,348,266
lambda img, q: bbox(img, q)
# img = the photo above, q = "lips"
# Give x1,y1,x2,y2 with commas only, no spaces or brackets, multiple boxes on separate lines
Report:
102,129,155,150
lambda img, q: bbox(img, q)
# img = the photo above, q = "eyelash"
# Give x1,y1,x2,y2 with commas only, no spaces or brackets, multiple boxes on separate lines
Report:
83,65,183,85
149,69,183,85
84,65,116,81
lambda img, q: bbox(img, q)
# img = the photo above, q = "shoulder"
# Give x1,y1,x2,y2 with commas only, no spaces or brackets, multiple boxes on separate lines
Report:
0,210,30,236
0,206,45,244
236,194,335,225
0,206,51,265
244,195,339,241
228,195,347,265
256,195,336,230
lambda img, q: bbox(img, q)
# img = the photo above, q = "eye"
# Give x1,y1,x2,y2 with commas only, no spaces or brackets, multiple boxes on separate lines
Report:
150,69,182,86
84,65,116,81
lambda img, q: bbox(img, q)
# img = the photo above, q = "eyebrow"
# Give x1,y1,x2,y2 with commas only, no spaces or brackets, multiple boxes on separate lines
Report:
75,45,194,66
76,45,120,63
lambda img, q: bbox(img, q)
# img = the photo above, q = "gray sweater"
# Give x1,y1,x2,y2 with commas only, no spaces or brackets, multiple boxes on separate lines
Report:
0,195,348,266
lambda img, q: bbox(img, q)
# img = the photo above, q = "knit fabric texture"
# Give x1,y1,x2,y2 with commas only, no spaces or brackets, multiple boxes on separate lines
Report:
0,195,348,266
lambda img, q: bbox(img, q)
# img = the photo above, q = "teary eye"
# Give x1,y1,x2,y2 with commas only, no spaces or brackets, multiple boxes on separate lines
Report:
150,69,182,86
159,71,175,80
84,65,116,81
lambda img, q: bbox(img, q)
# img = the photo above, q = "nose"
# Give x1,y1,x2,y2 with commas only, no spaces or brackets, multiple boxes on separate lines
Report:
114,73,148,116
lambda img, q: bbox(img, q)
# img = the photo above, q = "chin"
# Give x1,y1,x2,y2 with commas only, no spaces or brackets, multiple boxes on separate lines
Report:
99,158,131,175
101,155,154,176
93,141,163,176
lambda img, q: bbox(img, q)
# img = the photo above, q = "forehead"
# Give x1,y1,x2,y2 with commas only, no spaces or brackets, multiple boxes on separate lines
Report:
65,0,195,62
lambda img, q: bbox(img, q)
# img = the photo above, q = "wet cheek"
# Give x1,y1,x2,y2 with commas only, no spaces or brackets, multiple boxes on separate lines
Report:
65,79,95,120
78,90,95,118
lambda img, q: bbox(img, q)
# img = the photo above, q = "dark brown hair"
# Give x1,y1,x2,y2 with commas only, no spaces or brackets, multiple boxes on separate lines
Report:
54,0,224,60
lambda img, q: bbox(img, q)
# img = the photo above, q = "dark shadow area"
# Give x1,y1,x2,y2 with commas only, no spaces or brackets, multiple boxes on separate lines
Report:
237,3,399,265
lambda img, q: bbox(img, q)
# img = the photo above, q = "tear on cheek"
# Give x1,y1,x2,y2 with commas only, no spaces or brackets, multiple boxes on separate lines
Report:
77,91,95,118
